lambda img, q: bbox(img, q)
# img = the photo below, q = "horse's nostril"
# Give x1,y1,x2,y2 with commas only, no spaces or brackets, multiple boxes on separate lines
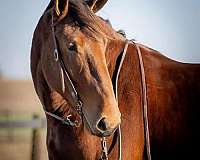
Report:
97,117,108,131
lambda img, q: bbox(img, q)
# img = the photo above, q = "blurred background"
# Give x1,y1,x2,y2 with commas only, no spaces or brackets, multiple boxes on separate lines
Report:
0,0,199,160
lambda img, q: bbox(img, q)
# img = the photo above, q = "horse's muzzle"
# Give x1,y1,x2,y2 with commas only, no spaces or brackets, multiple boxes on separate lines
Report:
95,116,121,137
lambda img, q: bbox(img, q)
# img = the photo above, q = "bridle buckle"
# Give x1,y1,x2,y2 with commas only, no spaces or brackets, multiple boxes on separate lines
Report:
76,101,83,114
63,115,81,127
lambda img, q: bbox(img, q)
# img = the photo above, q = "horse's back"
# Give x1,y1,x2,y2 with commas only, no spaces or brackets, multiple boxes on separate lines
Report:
139,44,200,159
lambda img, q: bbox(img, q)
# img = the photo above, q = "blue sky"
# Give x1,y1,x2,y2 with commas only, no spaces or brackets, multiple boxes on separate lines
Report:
0,0,199,79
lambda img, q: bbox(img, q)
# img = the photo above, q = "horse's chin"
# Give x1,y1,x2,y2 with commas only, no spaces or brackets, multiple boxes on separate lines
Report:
95,127,118,137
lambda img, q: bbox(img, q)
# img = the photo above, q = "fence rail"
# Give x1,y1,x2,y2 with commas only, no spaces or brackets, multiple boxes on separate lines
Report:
0,113,47,160
0,118,46,128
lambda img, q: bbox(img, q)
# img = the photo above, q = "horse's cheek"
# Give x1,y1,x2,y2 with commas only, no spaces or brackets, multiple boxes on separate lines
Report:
41,52,62,92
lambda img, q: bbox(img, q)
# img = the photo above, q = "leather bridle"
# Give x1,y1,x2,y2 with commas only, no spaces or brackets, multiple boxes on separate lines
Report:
44,10,151,160
44,11,84,127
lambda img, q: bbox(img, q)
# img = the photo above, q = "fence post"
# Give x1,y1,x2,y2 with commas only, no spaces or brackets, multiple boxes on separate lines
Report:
31,114,41,160
5,110,14,142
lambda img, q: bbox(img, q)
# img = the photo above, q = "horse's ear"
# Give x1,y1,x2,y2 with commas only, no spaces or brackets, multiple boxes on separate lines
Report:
55,0,69,19
86,0,108,13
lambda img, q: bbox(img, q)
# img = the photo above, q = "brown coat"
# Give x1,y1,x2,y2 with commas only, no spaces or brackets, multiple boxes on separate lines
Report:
31,1,200,159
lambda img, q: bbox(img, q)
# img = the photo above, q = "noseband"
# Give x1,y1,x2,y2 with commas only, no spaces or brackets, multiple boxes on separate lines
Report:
44,10,151,160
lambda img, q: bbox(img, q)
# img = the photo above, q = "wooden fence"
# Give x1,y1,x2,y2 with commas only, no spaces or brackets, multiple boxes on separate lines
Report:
0,113,47,160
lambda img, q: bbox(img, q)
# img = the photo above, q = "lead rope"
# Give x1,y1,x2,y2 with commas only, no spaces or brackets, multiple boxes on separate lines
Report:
132,41,152,160
110,40,152,160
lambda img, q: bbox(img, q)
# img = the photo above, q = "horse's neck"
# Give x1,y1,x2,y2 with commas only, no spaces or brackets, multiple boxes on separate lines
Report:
115,42,146,159
95,17,127,76
105,39,126,77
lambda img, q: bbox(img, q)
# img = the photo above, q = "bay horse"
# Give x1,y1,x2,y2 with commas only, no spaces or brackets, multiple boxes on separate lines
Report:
31,0,200,159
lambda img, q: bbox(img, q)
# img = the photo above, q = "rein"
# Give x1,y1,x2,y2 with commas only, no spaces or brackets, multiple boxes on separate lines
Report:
44,10,151,160
111,39,152,160
131,41,152,160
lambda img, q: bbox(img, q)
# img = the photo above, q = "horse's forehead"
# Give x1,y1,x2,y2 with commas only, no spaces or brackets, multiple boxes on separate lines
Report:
61,25,102,44
60,25,85,45
63,25,80,37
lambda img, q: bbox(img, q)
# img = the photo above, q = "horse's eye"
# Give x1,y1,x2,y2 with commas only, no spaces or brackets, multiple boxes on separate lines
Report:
68,42,77,51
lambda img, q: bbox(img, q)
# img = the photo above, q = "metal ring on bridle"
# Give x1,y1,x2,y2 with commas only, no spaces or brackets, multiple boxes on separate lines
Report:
76,101,83,114
54,49,59,61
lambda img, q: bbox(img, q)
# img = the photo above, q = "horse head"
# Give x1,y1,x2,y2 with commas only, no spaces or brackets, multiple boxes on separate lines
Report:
41,0,121,137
